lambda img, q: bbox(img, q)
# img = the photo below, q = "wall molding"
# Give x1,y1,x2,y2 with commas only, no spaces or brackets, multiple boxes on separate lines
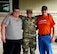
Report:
20,11,57,16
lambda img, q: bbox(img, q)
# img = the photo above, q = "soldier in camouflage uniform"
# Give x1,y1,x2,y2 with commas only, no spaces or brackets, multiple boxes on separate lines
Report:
20,9,37,54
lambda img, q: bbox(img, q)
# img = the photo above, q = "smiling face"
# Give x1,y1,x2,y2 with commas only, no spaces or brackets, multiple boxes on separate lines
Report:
41,10,48,16
13,9,20,18
41,6,48,16
27,13,32,18
26,9,32,18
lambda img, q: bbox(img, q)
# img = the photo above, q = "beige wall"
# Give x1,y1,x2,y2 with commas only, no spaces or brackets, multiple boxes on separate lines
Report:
19,0,57,37
0,0,57,37
19,0,57,12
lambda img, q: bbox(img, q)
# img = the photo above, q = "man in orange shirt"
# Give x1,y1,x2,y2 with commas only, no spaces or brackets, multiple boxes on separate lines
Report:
36,6,55,54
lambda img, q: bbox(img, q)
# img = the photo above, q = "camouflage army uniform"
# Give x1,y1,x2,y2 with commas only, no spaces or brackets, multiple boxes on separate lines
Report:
20,16,37,54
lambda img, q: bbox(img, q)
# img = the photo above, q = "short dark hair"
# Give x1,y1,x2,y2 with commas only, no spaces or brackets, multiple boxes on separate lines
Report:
13,7,20,12
26,9,32,14
41,6,48,11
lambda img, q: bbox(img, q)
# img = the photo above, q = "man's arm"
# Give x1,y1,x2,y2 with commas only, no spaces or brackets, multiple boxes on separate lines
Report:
51,26,55,42
34,15,40,18
33,15,42,20
19,15,26,20
1,23,7,43
19,15,25,18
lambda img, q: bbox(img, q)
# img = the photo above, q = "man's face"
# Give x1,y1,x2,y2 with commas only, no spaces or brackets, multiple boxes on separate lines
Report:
13,9,20,17
41,10,48,16
27,13,32,18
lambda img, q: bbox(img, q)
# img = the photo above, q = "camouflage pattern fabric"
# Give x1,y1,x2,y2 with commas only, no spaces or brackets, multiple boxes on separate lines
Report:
19,15,37,54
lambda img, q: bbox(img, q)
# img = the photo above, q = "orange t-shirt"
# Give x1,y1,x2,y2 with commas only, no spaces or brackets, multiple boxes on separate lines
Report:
36,14,55,35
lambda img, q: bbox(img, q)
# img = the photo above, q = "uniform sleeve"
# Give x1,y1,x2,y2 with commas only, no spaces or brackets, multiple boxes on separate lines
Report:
49,15,55,27
33,15,39,20
2,17,10,26
35,16,40,25
34,15,42,20
36,18,38,29
19,15,26,20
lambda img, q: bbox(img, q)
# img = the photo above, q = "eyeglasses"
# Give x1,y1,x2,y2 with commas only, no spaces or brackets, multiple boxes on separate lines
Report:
14,11,20,13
